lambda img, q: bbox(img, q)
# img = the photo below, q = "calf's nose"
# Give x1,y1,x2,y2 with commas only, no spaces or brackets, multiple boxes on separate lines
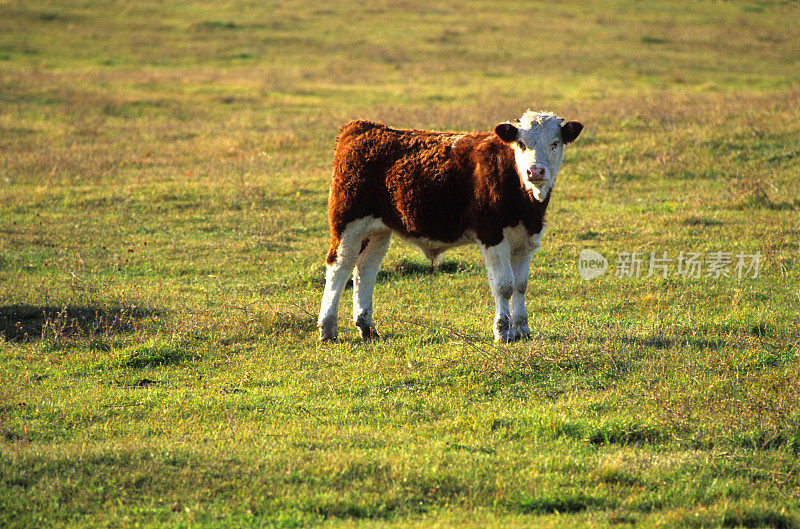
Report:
527,167,546,181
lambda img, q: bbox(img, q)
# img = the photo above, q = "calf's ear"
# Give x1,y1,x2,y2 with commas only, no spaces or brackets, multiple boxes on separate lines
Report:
494,123,518,143
561,121,583,144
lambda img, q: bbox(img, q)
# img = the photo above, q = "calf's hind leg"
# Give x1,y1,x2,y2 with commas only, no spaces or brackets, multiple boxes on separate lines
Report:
353,230,391,340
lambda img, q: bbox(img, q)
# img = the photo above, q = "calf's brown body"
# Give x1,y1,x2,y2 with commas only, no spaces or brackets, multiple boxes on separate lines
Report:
326,120,549,265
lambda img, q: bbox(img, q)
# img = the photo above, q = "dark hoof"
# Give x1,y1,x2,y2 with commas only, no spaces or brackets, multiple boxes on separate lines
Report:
318,315,338,342
355,315,379,341
357,325,380,341
494,332,519,344
319,326,338,343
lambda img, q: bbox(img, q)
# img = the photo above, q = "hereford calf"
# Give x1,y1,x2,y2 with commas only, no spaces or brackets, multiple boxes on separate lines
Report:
317,111,583,343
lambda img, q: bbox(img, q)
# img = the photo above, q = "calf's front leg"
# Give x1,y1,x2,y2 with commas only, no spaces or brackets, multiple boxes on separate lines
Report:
510,248,534,339
479,241,516,343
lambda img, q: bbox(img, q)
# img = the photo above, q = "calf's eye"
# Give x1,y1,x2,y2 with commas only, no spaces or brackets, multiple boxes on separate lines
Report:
551,141,559,149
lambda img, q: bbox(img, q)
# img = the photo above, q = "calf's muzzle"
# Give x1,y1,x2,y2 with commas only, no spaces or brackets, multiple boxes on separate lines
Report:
527,166,546,182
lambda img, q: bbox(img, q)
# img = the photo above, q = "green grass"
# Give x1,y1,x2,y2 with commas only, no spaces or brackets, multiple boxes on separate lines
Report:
2,0,800,527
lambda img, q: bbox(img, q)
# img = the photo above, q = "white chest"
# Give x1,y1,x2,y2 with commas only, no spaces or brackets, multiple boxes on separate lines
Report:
502,222,546,253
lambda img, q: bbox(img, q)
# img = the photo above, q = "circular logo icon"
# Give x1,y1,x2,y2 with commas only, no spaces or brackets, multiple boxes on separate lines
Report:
578,249,608,281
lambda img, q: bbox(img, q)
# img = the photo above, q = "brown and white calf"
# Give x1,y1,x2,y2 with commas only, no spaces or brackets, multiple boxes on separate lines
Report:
317,110,583,343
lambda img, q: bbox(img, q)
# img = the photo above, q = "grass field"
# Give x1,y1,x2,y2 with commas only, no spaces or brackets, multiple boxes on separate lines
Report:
2,0,800,527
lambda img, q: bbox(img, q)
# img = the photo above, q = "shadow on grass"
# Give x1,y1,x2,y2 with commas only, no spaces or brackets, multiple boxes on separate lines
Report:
264,312,317,335
684,507,798,529
122,340,198,369
376,258,481,282
682,216,724,227
728,198,800,211
537,332,724,351
586,422,669,446
491,417,670,447
295,258,481,290
0,304,156,342
618,335,724,350
306,471,467,520
311,500,401,521
514,492,608,514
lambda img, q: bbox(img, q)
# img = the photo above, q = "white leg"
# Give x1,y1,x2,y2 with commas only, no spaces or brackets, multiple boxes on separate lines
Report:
353,230,391,340
510,249,534,339
318,255,358,342
479,240,515,343
318,219,377,341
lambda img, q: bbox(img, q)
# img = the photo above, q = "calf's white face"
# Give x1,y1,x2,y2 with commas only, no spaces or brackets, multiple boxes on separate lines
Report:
495,111,583,202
